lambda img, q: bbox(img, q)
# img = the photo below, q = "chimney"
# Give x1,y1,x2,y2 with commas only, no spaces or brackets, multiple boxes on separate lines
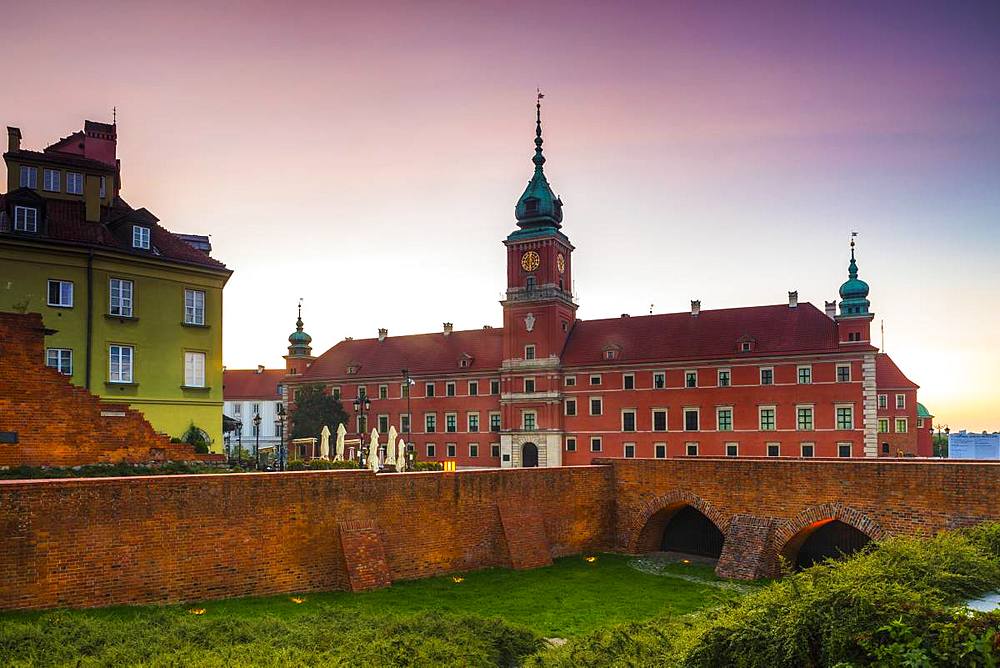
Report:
620,313,630,318
443,322,453,336
788,291,798,308
825,300,837,319
256,365,265,374
378,328,388,342
690,300,700,317
7,126,21,152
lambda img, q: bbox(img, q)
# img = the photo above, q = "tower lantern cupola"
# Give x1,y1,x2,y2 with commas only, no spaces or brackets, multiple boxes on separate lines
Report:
514,92,564,229
287,301,313,358
838,238,871,317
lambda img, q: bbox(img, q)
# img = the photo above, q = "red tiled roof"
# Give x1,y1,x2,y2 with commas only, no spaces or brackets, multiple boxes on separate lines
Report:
4,148,115,171
876,353,919,389
223,369,286,400
302,328,505,380
0,193,228,272
562,303,848,366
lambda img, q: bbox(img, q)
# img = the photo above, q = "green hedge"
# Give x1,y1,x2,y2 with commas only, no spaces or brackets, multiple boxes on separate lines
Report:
0,461,239,479
286,459,360,471
531,524,1000,667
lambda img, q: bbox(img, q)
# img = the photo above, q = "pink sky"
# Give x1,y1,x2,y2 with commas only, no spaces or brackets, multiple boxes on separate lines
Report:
4,1,1000,430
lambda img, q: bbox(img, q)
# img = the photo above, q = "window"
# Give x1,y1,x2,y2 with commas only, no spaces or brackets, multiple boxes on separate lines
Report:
760,367,774,385
328,387,340,401
801,443,815,458
446,382,456,397
132,225,150,250
43,169,60,192
184,289,205,325
445,413,457,433
767,443,780,457
109,345,134,383
654,443,666,459
378,384,388,400
565,399,577,416
759,407,776,431
652,409,667,431
836,365,851,382
566,437,577,452
425,413,437,432
686,442,699,457
13,206,38,232
469,381,478,396
468,413,479,432
523,378,535,393
726,443,739,457
490,379,500,395
425,382,435,397
524,345,536,360
99,176,107,199
565,375,576,387
47,280,73,307
469,443,479,458
491,443,501,458
426,443,436,458
589,374,601,385
19,166,37,188
46,348,73,375
917,418,925,429
446,443,456,458
66,172,83,195
797,406,814,431
684,408,699,431
489,412,501,432
522,411,537,430
797,366,812,384
878,418,889,433
685,371,697,388
357,386,367,399
622,409,636,432
400,413,411,433
378,415,389,433
623,373,635,390
878,394,888,410
184,351,206,387
836,406,854,430
895,394,906,409
895,418,908,433
401,382,409,398
624,443,636,458
526,276,536,289
653,372,665,389
589,397,603,416
109,278,134,317
716,407,733,431
741,341,752,352
718,369,731,387
590,437,602,452
838,442,852,458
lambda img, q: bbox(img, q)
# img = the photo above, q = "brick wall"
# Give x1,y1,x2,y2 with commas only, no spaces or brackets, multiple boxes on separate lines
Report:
0,312,205,467
0,465,613,610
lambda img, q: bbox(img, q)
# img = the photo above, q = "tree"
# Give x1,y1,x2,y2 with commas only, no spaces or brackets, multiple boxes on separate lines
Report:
290,384,349,440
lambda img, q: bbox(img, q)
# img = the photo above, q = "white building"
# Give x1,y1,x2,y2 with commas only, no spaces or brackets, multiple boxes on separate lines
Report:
222,366,285,458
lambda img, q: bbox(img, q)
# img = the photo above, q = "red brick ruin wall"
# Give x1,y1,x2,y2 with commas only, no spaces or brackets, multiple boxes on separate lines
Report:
2,459,998,611
0,312,204,467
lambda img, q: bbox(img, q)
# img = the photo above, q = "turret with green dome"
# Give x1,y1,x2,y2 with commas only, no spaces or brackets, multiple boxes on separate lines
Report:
287,301,313,358
838,238,871,317
513,92,564,230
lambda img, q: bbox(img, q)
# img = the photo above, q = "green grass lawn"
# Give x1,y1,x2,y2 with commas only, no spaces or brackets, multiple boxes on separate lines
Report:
0,554,735,666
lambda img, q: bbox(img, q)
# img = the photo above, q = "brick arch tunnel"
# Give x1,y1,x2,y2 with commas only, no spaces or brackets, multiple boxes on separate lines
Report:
774,504,887,571
629,492,729,559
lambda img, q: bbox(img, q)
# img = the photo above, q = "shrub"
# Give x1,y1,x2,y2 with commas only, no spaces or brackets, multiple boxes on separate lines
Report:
413,461,444,471
286,459,359,471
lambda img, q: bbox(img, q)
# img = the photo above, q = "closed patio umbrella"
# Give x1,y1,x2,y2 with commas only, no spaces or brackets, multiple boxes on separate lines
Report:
385,426,398,467
334,423,346,462
320,425,331,460
369,428,380,473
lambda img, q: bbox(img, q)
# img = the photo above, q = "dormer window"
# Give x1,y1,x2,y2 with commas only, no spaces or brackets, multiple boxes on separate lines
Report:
132,225,150,250
99,176,107,199
13,206,38,232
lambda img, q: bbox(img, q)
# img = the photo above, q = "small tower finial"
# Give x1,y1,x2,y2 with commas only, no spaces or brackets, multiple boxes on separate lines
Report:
533,88,545,169
113,106,117,125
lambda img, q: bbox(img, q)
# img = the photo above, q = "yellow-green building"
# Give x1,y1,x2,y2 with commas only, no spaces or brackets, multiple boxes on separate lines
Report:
1,121,231,449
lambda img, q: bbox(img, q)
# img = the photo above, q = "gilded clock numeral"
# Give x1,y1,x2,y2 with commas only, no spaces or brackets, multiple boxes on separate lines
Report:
521,251,541,272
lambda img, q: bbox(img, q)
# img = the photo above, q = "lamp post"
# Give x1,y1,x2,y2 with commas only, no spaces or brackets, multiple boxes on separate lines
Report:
353,394,372,466
402,368,414,467
253,412,262,470
236,419,243,467
944,425,950,458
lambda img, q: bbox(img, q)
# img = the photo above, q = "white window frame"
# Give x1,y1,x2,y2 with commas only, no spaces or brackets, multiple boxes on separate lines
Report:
622,373,635,390
797,365,813,384
426,443,436,458
425,382,435,397
468,380,478,396
654,442,667,459
683,407,700,432
895,417,908,433
801,442,815,458
896,394,906,409
47,279,73,308
446,381,456,397
836,364,852,382
759,406,776,431
467,412,480,433
524,344,536,360
469,443,479,458
377,414,390,434
445,412,458,433
184,351,206,387
589,396,603,416
717,368,731,387
623,442,636,458
766,442,781,457
565,375,576,387
424,413,437,433
522,410,537,430
46,348,73,375
621,408,637,432
716,406,733,432
835,404,854,430
565,398,577,416
796,405,815,431
685,370,698,388
109,344,134,384
490,379,500,394
523,377,535,393
590,436,602,452
378,384,389,400
43,168,60,192
489,411,501,432
760,367,774,385
838,442,852,458
725,442,739,457
184,289,205,325
685,442,699,457
109,278,134,317
878,394,888,410
99,175,107,199
132,225,151,250
652,408,668,432
565,437,577,452
13,206,38,232
589,374,602,385
878,418,890,433
20,166,37,188
652,371,666,389
66,172,84,195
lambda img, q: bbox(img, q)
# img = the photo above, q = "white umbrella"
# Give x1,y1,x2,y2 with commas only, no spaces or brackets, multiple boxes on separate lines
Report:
369,428,380,473
334,423,346,462
385,426,398,467
319,425,331,460
397,438,407,472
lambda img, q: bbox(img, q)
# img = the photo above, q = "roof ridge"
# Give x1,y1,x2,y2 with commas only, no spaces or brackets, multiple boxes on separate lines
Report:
580,302,822,324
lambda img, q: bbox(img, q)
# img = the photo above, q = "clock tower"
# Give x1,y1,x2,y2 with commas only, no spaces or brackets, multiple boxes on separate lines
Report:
499,94,576,468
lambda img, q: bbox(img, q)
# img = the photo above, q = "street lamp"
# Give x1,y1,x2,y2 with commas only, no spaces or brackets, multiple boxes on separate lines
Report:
275,402,286,472
236,419,243,467
402,368,414,468
353,394,372,466
253,412,262,470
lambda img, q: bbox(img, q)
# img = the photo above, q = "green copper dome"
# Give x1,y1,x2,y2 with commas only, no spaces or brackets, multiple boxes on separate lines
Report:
287,305,313,357
515,97,563,229
838,241,871,317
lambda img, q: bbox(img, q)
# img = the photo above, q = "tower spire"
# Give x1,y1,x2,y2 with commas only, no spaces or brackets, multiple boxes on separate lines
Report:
514,90,563,229
533,89,545,170
839,232,870,317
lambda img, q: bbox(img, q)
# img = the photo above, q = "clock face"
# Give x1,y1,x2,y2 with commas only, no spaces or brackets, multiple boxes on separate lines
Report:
521,250,541,272
556,253,566,274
